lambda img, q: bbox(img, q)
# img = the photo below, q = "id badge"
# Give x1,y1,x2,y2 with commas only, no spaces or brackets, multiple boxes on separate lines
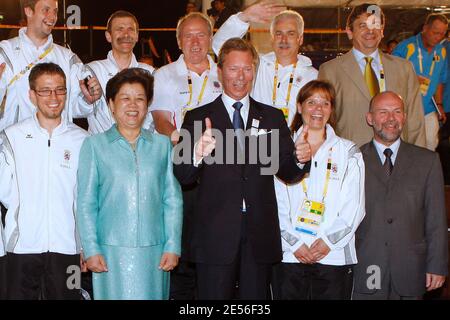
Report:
419,77,430,96
295,199,325,237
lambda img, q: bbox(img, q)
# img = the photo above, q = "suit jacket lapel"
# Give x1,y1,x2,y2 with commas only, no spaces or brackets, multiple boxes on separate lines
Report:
246,97,264,131
379,52,396,91
341,51,372,101
390,141,413,187
365,141,390,186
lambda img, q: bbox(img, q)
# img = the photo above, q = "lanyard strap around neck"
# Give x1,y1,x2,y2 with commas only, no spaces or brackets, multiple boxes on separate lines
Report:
272,60,298,107
301,147,333,203
187,61,210,107
416,37,436,77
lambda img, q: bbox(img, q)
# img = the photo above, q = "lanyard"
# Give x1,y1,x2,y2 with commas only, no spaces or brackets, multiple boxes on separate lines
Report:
7,45,54,87
272,61,297,107
301,147,333,203
377,50,386,92
0,45,54,118
186,63,209,107
416,37,436,77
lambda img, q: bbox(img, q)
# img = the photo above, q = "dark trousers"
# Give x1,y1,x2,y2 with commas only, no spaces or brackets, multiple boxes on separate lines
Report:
6,252,80,300
437,112,450,184
272,262,353,300
0,255,6,299
196,216,271,300
170,183,197,300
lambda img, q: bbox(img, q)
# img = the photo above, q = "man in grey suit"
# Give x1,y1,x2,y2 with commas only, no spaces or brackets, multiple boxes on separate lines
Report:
318,3,426,148
353,91,447,300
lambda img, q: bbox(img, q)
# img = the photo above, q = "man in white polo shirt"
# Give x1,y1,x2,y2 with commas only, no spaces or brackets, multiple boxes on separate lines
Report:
212,1,317,126
1,62,88,299
85,10,155,134
150,12,222,145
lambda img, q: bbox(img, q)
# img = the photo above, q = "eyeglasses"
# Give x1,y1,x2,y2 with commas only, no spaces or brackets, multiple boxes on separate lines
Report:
33,88,67,97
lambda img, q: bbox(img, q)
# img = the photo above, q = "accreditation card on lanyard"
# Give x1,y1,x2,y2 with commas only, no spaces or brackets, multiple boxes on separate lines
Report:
181,63,210,122
295,147,333,237
272,61,297,122
415,37,436,96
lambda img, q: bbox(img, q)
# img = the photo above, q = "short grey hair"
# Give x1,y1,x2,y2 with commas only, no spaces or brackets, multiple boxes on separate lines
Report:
176,12,213,45
270,10,304,37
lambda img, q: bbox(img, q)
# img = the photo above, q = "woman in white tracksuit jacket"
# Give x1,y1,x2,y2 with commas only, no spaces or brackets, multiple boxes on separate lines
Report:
272,80,365,300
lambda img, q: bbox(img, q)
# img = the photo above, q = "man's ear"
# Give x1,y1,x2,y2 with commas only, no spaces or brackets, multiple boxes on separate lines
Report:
29,89,37,106
105,31,112,44
24,7,34,19
346,27,353,40
366,112,373,126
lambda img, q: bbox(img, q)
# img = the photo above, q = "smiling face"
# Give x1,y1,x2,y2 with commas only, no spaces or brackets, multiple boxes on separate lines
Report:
347,13,384,55
106,16,139,55
299,90,332,131
29,73,66,121
218,50,255,101
178,16,212,65
25,0,58,39
366,92,406,145
109,82,149,131
271,16,303,64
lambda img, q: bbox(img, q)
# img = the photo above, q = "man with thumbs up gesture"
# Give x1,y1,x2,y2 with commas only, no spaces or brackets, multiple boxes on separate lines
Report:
174,38,310,300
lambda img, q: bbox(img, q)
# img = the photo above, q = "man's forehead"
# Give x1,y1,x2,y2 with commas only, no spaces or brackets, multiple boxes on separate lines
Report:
274,17,299,29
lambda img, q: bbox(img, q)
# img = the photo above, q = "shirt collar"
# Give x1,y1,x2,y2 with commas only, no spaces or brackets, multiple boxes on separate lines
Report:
372,137,401,162
19,27,53,51
352,47,380,65
107,50,139,69
32,111,67,136
175,54,215,76
105,124,152,144
261,52,313,67
221,92,250,112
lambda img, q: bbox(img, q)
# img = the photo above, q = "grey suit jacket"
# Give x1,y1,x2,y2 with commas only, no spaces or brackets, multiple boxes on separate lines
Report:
353,140,448,296
318,50,426,148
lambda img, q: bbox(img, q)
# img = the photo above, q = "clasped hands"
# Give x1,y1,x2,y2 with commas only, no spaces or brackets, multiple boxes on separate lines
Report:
294,238,331,264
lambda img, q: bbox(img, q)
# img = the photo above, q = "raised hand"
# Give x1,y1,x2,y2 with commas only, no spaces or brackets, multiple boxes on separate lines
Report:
80,76,102,104
294,125,311,164
239,0,286,24
194,117,216,161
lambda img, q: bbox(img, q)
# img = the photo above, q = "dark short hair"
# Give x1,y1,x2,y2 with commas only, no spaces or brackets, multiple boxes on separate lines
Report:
290,80,336,134
424,13,448,27
106,68,154,105
29,62,66,90
346,3,385,31
217,38,259,69
106,10,139,33
21,0,57,18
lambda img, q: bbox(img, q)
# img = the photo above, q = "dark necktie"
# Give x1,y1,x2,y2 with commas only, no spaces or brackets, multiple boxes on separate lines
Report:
232,101,244,130
232,101,245,150
383,148,393,176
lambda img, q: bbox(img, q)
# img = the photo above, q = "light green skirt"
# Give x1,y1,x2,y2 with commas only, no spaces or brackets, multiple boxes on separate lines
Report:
93,244,169,300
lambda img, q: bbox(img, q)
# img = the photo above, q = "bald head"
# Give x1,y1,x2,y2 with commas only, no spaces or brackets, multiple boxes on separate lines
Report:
367,91,406,145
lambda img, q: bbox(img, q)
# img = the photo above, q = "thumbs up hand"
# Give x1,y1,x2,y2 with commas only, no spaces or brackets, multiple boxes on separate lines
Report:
194,117,216,161
294,125,311,164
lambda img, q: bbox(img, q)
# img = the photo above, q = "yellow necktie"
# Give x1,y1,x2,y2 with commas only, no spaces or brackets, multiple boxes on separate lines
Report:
364,57,380,97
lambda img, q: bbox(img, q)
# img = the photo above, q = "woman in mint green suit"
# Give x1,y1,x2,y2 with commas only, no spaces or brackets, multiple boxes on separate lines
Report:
77,68,182,300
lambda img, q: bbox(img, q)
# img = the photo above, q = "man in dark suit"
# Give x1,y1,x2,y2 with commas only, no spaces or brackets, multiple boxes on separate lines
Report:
353,91,448,300
173,38,311,299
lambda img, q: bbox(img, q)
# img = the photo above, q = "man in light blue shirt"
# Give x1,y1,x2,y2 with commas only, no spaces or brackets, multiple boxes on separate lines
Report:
393,14,448,151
